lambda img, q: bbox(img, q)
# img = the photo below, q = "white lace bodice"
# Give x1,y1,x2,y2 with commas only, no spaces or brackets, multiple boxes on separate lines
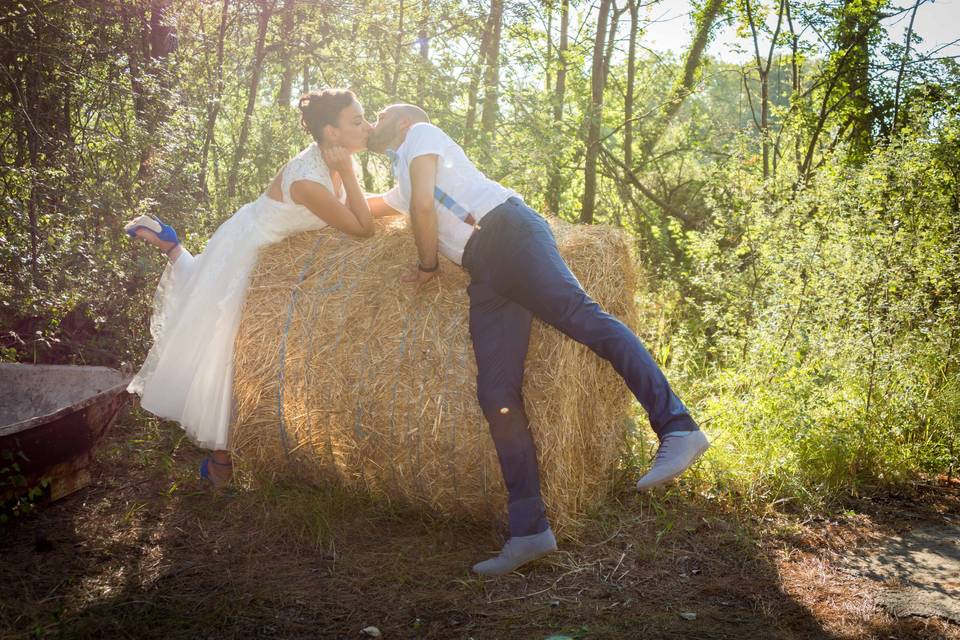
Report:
281,143,337,204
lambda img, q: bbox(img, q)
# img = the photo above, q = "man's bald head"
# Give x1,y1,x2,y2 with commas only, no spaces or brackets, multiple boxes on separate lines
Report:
367,103,431,153
382,103,430,124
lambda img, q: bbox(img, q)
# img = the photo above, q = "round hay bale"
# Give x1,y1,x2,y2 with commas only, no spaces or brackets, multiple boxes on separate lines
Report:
232,216,637,534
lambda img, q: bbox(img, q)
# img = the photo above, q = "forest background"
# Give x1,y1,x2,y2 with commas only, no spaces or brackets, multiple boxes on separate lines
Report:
2,0,958,510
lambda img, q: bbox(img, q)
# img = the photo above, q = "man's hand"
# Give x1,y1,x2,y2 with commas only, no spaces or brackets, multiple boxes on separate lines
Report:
403,262,440,287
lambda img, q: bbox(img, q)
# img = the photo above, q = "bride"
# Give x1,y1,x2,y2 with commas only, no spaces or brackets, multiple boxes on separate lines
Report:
125,88,375,488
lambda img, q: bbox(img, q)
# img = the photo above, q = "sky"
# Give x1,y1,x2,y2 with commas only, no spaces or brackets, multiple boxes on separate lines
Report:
638,0,960,63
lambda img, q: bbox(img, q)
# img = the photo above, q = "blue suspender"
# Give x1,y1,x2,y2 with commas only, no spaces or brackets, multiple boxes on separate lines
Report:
434,186,472,223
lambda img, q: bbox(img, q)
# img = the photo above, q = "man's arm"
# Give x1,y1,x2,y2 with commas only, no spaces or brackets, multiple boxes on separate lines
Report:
366,194,404,218
407,154,440,285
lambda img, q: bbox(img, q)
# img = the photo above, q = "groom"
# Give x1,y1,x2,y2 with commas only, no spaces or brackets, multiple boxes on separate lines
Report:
366,104,709,576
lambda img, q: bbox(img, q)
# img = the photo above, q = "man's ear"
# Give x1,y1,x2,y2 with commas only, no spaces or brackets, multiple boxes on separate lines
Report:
397,117,413,136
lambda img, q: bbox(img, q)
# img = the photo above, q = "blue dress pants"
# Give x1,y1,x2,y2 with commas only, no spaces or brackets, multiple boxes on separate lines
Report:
461,198,699,537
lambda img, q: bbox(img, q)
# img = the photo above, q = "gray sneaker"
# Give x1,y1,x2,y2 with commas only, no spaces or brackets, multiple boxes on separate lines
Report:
636,430,710,491
472,528,558,576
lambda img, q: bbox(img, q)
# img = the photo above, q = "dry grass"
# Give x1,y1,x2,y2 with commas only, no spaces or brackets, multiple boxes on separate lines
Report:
232,217,637,536
2,410,959,639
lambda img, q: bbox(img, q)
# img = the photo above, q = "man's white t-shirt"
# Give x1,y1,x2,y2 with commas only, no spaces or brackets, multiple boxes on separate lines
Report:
382,123,519,265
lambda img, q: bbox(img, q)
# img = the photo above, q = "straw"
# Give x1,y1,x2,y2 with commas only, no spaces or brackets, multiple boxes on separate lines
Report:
232,216,638,535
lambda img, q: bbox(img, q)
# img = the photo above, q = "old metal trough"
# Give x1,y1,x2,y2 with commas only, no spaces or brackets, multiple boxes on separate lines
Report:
1,363,130,502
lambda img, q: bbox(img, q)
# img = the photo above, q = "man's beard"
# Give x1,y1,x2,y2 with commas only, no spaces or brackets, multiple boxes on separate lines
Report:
366,123,396,154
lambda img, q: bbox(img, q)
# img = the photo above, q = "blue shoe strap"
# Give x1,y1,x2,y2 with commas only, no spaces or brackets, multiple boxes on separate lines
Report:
126,221,179,247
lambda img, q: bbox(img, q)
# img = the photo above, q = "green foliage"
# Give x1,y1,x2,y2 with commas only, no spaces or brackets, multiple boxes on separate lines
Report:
656,116,960,506
2,0,957,512
0,450,49,524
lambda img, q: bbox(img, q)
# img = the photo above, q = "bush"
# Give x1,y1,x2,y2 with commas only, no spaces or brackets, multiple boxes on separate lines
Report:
654,120,960,506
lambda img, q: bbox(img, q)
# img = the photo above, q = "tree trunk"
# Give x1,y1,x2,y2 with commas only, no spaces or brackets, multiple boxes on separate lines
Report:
199,0,231,197
276,0,296,106
19,4,76,290
465,9,495,145
836,0,877,160
149,0,177,59
125,4,149,175
390,0,406,99
416,0,430,101
25,46,42,289
545,0,569,215
554,0,569,128
133,0,177,185
603,4,624,82
780,0,804,174
640,0,725,162
891,0,922,134
480,0,504,135
745,0,784,180
227,0,274,199
580,0,613,224
612,0,640,223
361,154,374,192
545,0,553,92
624,0,638,170
798,9,881,181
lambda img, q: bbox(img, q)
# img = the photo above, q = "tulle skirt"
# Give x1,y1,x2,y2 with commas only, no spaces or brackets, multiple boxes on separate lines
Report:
128,196,316,450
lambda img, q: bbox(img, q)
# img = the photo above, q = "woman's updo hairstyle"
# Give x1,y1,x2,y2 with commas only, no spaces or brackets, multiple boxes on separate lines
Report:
298,88,357,144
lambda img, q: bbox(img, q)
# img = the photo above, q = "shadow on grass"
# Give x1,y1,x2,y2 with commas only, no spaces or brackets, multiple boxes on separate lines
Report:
2,409,953,639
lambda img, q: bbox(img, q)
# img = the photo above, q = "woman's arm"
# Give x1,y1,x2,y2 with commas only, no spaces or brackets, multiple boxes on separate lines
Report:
290,148,375,237
338,160,375,234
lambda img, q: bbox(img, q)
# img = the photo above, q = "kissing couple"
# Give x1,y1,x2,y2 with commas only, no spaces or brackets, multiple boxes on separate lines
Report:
124,88,709,576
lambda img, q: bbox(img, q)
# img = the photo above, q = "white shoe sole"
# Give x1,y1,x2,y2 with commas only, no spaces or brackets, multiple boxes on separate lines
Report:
471,529,558,576
124,214,161,235
472,545,557,576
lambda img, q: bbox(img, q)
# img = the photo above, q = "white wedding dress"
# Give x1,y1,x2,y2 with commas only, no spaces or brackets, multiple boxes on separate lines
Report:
128,143,345,450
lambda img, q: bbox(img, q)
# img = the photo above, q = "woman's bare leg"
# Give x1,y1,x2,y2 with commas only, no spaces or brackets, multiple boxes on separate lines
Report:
132,227,183,262
207,450,233,486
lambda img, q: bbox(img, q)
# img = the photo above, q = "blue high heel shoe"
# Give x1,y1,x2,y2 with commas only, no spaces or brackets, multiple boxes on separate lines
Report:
199,456,233,491
124,214,179,253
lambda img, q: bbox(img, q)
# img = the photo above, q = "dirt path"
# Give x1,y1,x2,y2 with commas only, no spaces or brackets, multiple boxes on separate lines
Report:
2,412,958,639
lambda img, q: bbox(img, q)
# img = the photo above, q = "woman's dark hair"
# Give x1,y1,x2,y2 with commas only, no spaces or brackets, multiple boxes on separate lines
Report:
298,88,357,144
